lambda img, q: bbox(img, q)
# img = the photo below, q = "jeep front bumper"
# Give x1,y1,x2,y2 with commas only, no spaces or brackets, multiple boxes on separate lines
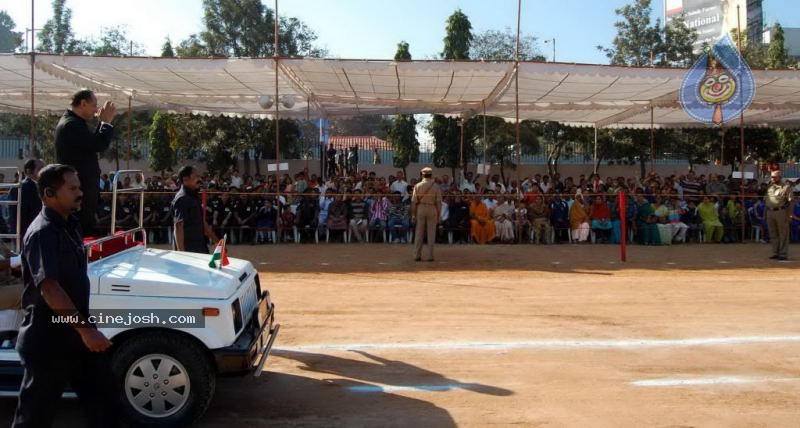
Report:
213,298,280,376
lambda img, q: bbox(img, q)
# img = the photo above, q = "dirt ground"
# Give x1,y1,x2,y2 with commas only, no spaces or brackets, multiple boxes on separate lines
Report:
3,242,800,427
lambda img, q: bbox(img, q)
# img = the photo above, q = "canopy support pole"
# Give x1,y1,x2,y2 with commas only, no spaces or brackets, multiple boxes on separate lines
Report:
482,101,487,168
650,105,655,174
126,95,132,169
274,0,281,213
593,126,598,175
514,0,522,193
29,0,35,158
737,5,746,242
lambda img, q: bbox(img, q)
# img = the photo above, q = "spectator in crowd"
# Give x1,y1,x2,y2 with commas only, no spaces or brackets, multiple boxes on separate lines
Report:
680,171,702,202
295,194,319,242
653,196,674,245
348,190,369,243
513,199,530,243
444,193,470,243
493,195,514,243
549,193,569,243
390,171,409,196
698,195,724,243
706,174,728,197
667,196,689,243
387,191,410,243
569,192,591,243
636,193,660,245
589,194,612,243
326,192,349,242
368,189,390,236
469,192,495,245
255,198,278,243
528,194,552,244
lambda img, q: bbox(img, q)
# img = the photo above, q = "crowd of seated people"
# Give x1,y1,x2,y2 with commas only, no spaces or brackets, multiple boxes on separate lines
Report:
65,166,800,247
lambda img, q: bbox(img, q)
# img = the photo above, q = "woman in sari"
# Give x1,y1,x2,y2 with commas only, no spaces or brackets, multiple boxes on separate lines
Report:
569,193,591,242
470,194,496,244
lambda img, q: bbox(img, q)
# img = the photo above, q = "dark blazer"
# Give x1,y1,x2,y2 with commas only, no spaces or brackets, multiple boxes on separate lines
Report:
54,109,113,233
54,109,114,191
8,176,41,239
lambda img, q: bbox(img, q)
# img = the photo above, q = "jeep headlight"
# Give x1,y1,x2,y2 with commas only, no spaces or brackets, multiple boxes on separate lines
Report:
232,299,243,332
255,274,264,298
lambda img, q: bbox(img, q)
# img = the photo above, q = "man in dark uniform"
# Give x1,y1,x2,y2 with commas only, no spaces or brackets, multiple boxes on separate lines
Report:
8,159,44,240
172,165,218,253
13,164,117,427
55,89,116,237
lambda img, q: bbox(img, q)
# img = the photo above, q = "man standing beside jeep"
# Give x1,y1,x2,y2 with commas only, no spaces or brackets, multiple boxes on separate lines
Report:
172,165,218,254
13,164,118,427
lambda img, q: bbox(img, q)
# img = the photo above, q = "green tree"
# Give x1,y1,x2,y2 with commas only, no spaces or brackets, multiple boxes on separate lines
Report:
662,14,697,66
599,0,662,66
198,0,324,58
388,42,418,177
161,37,175,57
730,28,767,68
0,11,22,53
472,117,538,180
38,0,83,54
470,28,544,61
175,34,207,57
431,9,475,175
441,9,472,60
394,41,411,61
86,26,144,56
148,112,176,172
767,23,788,69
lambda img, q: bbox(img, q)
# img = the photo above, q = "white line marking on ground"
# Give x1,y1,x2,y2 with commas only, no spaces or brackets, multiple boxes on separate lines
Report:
551,261,561,265
273,335,800,353
718,261,730,264
631,377,800,387
666,262,677,265
347,384,470,393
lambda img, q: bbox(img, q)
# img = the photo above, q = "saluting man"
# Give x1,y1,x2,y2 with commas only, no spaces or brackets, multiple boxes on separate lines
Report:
765,170,798,261
411,167,442,262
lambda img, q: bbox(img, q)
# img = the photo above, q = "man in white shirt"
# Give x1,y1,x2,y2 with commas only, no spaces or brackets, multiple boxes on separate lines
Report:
230,170,243,189
457,170,477,193
390,171,409,196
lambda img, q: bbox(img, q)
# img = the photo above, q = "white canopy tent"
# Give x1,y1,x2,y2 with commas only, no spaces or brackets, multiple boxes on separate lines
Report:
2,53,799,128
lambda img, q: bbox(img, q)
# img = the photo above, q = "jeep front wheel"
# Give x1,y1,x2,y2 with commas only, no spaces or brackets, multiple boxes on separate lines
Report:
112,333,216,427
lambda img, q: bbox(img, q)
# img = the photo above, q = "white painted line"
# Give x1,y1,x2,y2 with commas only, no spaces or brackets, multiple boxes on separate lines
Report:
666,262,677,265
273,335,800,353
347,384,469,393
258,262,269,265
718,261,730,264
631,377,800,387
551,261,561,265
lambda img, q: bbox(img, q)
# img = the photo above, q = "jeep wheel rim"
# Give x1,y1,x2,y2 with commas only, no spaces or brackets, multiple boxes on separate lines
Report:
125,354,191,418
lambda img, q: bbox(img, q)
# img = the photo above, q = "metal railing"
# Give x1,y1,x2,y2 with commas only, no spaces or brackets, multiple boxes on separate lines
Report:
84,170,147,262
0,166,22,252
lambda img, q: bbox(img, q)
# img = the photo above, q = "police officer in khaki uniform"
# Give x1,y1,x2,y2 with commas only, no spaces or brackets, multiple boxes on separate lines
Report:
411,167,442,262
765,170,798,260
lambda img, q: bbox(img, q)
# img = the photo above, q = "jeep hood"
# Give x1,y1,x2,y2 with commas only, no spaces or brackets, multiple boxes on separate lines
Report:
90,247,253,299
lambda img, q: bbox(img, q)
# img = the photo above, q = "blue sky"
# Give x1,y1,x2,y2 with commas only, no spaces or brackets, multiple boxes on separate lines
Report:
5,0,799,63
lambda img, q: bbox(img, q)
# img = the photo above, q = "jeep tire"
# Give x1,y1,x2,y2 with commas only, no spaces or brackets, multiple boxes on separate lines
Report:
111,333,216,427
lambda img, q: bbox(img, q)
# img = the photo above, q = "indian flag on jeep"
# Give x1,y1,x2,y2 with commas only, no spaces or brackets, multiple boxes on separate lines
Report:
208,236,230,268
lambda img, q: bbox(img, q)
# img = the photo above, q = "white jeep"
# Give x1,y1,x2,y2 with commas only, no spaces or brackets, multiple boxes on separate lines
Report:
0,169,280,426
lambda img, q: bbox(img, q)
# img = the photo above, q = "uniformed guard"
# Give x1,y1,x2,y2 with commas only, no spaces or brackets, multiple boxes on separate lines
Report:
411,167,443,262
172,165,218,254
13,164,118,427
765,170,798,260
